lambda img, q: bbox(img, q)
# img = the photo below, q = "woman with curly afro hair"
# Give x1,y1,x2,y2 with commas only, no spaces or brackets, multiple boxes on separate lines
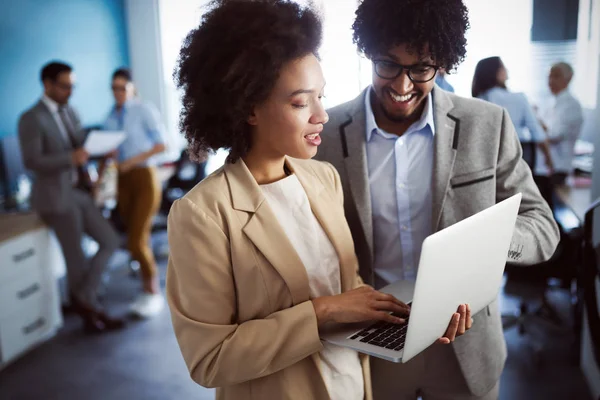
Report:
317,0,559,399
166,1,410,399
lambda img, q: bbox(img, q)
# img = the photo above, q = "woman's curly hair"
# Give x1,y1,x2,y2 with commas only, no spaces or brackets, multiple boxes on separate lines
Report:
352,0,470,72
175,0,322,163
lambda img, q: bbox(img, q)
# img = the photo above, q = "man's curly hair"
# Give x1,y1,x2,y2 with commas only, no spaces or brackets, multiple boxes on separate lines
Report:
352,0,470,72
174,0,322,163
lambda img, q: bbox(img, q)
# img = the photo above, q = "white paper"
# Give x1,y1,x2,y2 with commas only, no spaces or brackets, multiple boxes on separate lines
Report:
84,130,126,156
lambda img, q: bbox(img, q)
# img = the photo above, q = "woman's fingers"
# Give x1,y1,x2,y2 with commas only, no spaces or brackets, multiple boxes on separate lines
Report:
374,300,410,317
373,292,411,311
373,311,405,324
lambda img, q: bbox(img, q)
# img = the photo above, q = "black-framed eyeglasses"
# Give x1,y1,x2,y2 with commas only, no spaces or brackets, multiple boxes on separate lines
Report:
372,60,439,83
54,82,75,91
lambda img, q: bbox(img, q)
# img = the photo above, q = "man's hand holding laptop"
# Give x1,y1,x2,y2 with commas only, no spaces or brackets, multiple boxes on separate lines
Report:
312,286,472,343
437,303,472,344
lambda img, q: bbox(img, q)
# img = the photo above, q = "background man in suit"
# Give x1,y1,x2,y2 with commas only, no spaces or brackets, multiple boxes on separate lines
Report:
316,0,559,398
18,61,124,333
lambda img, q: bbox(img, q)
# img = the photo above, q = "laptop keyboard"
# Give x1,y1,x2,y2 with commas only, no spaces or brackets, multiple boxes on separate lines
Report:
349,314,409,352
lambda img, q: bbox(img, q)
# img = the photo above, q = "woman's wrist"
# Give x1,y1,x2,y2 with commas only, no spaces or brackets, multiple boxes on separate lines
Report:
311,297,332,327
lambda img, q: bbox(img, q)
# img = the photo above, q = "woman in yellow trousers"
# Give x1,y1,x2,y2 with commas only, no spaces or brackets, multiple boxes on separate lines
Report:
103,68,166,318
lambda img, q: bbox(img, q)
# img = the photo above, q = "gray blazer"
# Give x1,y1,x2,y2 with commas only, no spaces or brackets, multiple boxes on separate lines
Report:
18,101,84,214
316,86,560,396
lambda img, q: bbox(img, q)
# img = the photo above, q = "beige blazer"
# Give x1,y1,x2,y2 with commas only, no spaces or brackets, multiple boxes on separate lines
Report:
166,157,372,400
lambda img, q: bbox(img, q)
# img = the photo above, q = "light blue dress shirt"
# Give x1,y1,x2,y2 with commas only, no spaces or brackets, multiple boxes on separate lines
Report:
104,99,166,166
365,88,435,284
479,87,545,143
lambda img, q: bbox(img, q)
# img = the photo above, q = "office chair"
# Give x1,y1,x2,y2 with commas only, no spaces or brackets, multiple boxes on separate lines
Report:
502,194,581,316
158,149,206,216
578,197,600,376
150,149,206,232
501,142,583,367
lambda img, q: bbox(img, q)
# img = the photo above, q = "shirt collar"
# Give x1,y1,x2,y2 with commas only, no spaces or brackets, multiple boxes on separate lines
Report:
113,99,135,114
365,88,379,142
41,94,61,114
488,86,506,94
365,86,435,142
554,89,570,100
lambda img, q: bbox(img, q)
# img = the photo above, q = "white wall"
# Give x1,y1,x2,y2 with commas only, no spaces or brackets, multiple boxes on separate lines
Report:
583,0,600,396
576,0,600,109
123,0,179,162
124,0,165,117
157,0,229,173
317,0,364,108
158,0,208,159
447,0,595,124
448,0,534,97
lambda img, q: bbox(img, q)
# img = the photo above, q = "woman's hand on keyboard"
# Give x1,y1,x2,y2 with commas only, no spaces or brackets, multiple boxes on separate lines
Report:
311,286,410,328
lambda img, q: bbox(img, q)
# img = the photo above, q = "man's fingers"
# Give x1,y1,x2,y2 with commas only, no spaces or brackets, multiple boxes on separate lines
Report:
465,304,472,330
457,304,467,335
444,313,460,342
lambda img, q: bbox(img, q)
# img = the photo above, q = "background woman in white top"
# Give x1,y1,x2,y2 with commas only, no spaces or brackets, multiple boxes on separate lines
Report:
472,56,553,174
166,1,469,399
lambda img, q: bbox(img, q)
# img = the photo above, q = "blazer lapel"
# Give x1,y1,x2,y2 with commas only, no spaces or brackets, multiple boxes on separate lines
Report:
226,160,311,306
36,101,71,149
431,87,459,231
339,89,374,257
288,158,356,293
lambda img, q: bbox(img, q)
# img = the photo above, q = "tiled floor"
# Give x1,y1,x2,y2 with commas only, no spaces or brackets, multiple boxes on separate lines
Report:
0,232,593,399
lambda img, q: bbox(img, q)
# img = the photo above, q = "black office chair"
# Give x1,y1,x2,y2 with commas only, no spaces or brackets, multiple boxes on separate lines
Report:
577,197,600,379
149,149,206,232
501,142,583,367
159,149,206,215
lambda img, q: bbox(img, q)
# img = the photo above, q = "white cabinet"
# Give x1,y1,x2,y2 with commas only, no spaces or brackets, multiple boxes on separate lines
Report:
0,225,63,368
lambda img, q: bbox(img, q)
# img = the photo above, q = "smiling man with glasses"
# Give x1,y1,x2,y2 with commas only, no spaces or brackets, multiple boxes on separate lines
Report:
316,0,559,399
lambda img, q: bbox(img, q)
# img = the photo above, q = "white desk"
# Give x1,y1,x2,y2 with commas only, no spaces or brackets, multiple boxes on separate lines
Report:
0,212,64,369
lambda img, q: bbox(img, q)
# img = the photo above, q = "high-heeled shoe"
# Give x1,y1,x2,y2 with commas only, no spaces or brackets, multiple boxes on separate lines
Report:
70,294,125,332
96,311,126,330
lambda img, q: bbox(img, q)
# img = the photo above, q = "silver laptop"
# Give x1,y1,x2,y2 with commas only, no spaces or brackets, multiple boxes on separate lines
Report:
320,193,522,363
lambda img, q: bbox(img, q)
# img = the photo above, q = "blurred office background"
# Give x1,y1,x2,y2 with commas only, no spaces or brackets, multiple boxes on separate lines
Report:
0,0,599,399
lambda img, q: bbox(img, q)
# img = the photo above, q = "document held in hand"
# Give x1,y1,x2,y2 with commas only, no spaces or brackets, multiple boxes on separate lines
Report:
84,130,126,156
